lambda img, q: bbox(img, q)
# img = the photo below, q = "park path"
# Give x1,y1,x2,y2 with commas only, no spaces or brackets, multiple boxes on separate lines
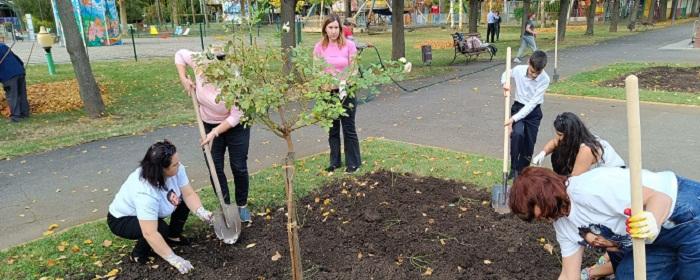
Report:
1,22,698,249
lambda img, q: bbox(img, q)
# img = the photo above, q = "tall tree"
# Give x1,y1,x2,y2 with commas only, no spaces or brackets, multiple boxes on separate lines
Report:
692,0,699,17
280,0,297,72
646,0,656,21
391,0,405,60
119,0,128,35
669,0,679,19
172,0,179,25
659,0,668,21
585,0,597,35
345,0,352,17
628,0,639,24
468,0,478,32
609,0,621,31
55,0,106,118
557,0,570,40
521,0,532,35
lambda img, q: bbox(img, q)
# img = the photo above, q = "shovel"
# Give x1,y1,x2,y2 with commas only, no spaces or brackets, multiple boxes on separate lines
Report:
492,47,512,215
190,87,242,243
553,20,560,82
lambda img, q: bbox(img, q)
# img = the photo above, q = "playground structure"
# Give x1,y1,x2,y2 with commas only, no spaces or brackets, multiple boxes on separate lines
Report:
301,0,433,33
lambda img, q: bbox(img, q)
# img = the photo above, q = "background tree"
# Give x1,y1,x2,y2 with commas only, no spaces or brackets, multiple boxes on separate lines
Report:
585,0,596,35
557,0,570,40
201,33,405,280
646,0,656,21
520,0,531,35
55,0,106,118
391,0,405,59
468,0,478,33
692,0,699,17
609,0,621,32
659,0,668,21
628,0,640,26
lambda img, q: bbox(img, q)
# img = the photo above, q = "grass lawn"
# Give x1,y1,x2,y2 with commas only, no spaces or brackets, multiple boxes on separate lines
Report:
0,138,502,279
0,20,682,159
548,62,700,106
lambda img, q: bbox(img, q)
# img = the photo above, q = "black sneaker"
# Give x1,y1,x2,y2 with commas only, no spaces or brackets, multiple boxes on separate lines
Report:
130,249,153,264
345,166,360,173
165,235,191,246
325,165,340,172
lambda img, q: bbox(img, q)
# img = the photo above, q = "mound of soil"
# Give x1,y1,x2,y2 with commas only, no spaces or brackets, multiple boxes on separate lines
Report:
0,79,110,117
113,171,589,279
600,66,700,93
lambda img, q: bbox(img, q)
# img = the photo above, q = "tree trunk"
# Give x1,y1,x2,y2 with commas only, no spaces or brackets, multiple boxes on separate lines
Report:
558,0,570,40
521,0,531,35
647,0,656,21
692,0,699,17
172,0,179,26
609,0,620,31
391,0,405,60
669,0,679,19
659,0,668,20
55,0,106,118
468,0,479,32
439,0,445,21
190,0,196,23
281,0,297,73
628,0,639,23
585,0,596,35
345,0,352,17
118,0,128,36
156,0,164,25
283,135,303,280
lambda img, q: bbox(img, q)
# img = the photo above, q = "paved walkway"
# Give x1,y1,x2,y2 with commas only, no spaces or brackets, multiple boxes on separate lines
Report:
1,23,699,250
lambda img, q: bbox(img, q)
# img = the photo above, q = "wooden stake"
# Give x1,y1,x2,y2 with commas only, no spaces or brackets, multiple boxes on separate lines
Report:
555,20,558,70
503,47,511,175
625,75,647,280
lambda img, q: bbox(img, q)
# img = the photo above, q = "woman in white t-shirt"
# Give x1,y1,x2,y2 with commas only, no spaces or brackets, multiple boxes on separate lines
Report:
532,112,625,176
510,167,700,280
107,140,214,274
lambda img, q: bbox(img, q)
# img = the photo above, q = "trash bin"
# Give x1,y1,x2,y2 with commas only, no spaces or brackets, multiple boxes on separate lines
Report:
421,45,432,65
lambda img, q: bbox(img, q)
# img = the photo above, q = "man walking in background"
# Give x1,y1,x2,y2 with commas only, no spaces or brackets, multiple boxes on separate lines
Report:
0,42,29,123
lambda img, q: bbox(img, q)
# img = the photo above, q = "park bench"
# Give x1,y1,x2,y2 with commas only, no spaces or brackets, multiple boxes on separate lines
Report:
451,32,494,64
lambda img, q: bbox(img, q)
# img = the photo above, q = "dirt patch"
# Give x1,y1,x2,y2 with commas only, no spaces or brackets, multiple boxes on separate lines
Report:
0,79,110,117
600,66,700,93
111,171,595,279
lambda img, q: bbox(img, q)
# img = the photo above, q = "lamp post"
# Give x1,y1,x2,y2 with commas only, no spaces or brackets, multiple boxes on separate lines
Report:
36,26,56,76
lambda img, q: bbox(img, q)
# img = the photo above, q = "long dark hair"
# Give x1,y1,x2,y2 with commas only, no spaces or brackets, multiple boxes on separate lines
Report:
551,112,603,176
140,140,177,191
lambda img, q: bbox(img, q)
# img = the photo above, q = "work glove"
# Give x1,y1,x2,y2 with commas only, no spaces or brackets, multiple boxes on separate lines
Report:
580,267,592,280
624,208,660,244
338,80,348,100
164,253,194,274
531,151,546,166
195,206,214,225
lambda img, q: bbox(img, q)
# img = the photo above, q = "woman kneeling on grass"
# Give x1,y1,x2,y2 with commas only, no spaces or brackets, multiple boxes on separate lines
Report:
510,167,700,280
107,140,214,274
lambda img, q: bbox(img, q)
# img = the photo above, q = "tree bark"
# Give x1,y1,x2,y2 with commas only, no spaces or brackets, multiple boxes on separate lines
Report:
55,0,106,118
468,0,479,32
647,0,656,21
609,0,620,31
281,0,297,73
190,0,196,23
118,0,128,36
628,0,639,23
659,0,667,20
345,0,352,17
521,0,531,35
585,0,596,35
558,0,570,40
669,0,679,19
692,0,699,17
172,0,179,26
391,0,405,60
282,136,303,280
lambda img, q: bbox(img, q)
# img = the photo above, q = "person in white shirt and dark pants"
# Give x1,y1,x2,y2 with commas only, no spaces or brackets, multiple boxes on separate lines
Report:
501,50,550,178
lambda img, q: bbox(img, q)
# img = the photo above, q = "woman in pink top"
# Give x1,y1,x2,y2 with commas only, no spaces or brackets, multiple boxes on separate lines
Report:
313,14,361,173
174,49,252,223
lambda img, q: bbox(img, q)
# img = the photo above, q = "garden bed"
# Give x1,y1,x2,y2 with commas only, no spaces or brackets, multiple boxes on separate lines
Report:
115,171,578,279
600,66,700,93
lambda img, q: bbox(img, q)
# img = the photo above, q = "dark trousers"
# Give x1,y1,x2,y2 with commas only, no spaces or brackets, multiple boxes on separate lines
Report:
495,24,501,41
487,23,496,43
107,202,189,255
510,102,542,174
3,75,29,120
204,122,250,206
329,96,361,169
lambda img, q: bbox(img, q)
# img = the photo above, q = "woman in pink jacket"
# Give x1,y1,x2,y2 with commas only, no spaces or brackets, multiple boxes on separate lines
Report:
175,49,252,224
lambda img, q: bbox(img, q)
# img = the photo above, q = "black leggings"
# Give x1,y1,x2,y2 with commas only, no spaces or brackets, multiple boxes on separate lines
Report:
203,122,250,206
107,202,189,255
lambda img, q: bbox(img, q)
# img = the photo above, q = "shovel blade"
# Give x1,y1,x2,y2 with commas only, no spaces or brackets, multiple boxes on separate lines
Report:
213,206,242,243
491,184,511,214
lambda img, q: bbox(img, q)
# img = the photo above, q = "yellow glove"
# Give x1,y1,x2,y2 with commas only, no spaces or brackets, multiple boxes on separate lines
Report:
625,208,659,244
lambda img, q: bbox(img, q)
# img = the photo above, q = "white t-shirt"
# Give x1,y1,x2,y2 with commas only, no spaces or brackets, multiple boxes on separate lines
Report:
108,164,190,220
591,138,625,169
553,167,677,257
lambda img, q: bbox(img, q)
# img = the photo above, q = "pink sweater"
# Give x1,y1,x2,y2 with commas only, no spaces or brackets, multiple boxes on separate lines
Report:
174,49,243,127
313,40,357,76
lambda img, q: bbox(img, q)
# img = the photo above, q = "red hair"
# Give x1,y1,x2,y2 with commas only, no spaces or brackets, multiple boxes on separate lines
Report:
321,14,346,49
509,167,571,222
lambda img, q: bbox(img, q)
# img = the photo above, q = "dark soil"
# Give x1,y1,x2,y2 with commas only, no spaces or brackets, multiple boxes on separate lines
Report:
600,66,700,93
112,171,592,279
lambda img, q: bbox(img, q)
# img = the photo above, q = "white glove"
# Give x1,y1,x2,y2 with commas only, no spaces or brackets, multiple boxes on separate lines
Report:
531,151,546,166
195,206,213,225
164,253,194,274
338,80,348,100
626,210,660,244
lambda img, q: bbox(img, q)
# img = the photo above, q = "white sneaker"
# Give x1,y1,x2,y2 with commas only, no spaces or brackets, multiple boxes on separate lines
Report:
513,57,522,63
223,238,236,245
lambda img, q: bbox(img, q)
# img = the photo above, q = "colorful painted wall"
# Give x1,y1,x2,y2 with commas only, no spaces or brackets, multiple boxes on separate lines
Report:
54,0,122,47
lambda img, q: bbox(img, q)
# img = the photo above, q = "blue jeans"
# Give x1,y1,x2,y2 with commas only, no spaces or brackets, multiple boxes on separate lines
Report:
615,176,700,280
515,35,537,60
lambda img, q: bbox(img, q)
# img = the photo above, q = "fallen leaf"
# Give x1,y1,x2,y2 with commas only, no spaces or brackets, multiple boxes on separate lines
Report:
543,243,554,255
357,251,363,260
48,224,60,231
105,268,119,277
6,258,15,265
92,209,98,213
323,198,332,206
483,259,492,264
422,267,433,276
271,251,282,261
71,245,80,253
57,245,66,252
93,260,103,267
42,230,54,236
102,240,112,247
246,243,256,248
314,197,320,203
84,239,93,245
150,264,159,269
47,259,56,266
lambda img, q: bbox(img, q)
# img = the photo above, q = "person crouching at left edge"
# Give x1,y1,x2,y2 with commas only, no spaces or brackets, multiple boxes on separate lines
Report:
107,140,214,274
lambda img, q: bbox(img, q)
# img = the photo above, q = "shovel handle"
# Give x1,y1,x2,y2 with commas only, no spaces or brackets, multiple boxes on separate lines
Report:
625,75,647,280
503,47,512,174
190,88,239,228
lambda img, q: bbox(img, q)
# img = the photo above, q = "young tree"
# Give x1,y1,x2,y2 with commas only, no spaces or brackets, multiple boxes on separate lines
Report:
55,0,106,118
201,35,406,280
391,0,405,59
608,0,621,31
468,0,478,33
119,0,128,35
557,0,570,40
628,0,640,27
520,0,532,35
585,0,597,35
